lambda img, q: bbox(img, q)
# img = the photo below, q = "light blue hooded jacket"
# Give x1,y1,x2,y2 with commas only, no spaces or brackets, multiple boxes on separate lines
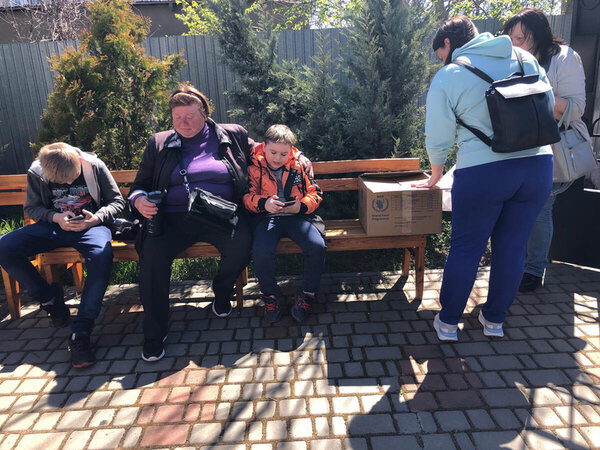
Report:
425,32,554,170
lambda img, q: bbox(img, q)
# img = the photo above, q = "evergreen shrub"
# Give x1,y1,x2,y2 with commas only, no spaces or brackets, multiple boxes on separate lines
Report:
36,0,185,169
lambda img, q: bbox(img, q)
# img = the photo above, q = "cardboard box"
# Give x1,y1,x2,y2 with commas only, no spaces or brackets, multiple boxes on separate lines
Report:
358,171,442,236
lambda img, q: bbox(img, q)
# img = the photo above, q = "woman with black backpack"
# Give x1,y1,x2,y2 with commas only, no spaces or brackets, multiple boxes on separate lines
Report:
416,16,554,342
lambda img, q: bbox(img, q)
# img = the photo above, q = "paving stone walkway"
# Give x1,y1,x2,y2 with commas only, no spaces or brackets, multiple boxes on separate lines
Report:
0,262,599,449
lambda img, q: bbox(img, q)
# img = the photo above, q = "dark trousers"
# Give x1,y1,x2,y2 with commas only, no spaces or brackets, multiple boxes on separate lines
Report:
138,212,252,341
439,155,553,325
0,222,113,332
252,215,326,297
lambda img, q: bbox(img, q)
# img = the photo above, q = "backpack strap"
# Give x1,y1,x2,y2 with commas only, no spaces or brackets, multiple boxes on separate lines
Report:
455,117,492,146
453,59,495,84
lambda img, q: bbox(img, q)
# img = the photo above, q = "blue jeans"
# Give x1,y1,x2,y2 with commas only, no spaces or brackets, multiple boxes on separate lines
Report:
523,182,564,277
0,222,113,332
252,216,326,297
439,156,553,325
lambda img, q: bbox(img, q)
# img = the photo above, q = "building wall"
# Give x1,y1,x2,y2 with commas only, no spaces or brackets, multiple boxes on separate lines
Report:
0,1,189,44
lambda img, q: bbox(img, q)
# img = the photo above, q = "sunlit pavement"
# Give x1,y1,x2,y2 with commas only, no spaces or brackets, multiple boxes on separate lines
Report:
0,262,598,449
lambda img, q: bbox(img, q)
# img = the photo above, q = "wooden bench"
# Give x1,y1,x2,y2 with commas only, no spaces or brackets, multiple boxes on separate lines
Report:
0,158,428,319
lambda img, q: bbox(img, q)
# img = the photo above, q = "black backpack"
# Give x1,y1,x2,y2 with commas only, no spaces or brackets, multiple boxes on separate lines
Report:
454,50,560,153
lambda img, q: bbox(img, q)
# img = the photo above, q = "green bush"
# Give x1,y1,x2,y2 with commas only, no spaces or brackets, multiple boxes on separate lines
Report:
35,0,185,169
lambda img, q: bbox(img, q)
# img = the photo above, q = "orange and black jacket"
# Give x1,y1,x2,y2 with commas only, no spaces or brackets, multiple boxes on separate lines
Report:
243,143,325,234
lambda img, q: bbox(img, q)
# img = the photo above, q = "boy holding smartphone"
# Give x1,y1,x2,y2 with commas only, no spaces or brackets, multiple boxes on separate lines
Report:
243,125,326,323
0,143,124,367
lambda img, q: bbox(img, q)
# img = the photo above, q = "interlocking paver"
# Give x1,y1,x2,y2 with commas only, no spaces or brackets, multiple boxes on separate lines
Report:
0,265,598,449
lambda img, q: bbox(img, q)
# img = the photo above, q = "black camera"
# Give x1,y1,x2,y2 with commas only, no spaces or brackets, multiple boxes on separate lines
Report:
146,189,167,237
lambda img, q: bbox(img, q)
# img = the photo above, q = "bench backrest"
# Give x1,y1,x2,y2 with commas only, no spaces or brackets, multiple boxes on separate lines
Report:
0,158,421,209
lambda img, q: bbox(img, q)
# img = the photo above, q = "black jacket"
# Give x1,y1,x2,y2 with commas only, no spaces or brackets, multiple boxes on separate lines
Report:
129,118,255,203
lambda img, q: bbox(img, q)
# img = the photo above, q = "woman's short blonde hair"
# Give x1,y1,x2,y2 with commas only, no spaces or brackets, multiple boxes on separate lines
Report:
169,82,212,116
37,143,81,184
264,124,297,146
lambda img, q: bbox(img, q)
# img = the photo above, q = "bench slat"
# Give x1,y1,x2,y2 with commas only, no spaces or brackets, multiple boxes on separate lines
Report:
313,158,420,175
0,192,27,206
0,174,28,189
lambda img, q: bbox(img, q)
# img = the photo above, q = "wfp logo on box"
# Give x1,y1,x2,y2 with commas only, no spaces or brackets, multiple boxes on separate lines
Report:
371,196,389,213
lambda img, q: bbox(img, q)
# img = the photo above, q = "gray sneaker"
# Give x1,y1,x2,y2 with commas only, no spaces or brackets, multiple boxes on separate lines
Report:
433,313,458,342
478,310,504,338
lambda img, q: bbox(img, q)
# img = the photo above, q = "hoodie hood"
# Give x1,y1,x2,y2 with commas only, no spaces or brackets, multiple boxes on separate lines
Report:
452,32,513,61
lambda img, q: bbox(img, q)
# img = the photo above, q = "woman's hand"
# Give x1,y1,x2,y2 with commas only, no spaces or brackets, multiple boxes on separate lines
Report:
134,195,158,219
412,164,444,188
554,95,568,121
298,154,314,178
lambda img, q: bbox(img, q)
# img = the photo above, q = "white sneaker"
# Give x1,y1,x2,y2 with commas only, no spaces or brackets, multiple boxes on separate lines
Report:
212,300,232,318
478,310,504,338
433,313,458,342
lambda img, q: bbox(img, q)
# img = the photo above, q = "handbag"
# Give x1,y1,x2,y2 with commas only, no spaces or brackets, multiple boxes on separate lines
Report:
454,50,560,153
176,150,238,233
552,99,598,182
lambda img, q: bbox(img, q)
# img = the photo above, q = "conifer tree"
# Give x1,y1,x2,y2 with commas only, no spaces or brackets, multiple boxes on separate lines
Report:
206,0,309,138
36,0,185,169
343,0,432,158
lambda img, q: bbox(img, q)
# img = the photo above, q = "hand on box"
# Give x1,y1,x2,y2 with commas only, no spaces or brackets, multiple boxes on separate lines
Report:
413,164,443,188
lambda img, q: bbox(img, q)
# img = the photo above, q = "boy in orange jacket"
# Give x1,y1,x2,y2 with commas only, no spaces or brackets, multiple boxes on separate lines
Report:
243,125,326,323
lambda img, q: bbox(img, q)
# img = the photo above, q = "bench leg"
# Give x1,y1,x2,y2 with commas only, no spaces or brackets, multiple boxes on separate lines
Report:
402,248,411,277
2,268,21,319
235,267,248,311
414,246,425,301
69,262,84,294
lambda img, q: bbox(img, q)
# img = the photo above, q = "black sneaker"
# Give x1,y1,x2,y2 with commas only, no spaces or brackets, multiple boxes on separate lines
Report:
291,292,314,323
518,273,542,293
262,295,282,323
141,335,167,362
68,331,96,368
212,298,232,318
40,283,70,328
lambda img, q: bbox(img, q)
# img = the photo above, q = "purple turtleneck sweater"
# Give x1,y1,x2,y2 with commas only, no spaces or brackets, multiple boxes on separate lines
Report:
164,124,233,213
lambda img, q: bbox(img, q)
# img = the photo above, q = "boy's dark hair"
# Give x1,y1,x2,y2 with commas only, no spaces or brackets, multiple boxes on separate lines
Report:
264,124,297,146
432,15,479,65
502,8,564,67
38,142,81,184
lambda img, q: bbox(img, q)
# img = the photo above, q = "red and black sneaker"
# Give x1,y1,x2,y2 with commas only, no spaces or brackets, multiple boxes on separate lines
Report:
68,331,96,368
263,295,282,323
291,292,314,323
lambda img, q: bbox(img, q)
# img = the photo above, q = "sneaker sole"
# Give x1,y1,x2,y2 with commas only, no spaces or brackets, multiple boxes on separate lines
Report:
72,360,96,369
433,319,458,342
478,314,504,338
141,349,166,362
290,309,306,323
264,311,282,323
212,301,232,318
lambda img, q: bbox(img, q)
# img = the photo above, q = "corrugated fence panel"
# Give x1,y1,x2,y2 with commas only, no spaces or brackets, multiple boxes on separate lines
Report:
0,15,572,174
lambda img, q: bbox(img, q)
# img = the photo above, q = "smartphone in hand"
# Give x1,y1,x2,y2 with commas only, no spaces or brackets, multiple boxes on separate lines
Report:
65,214,85,222
282,200,296,207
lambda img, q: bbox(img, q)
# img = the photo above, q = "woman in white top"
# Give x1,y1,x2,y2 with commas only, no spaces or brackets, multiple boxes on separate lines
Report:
503,8,591,292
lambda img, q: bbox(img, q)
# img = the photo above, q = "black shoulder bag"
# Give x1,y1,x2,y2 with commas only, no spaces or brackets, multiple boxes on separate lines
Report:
176,150,239,233
454,50,560,153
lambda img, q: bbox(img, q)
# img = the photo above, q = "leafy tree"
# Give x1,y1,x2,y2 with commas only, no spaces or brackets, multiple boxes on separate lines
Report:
36,0,185,169
176,0,362,34
433,0,564,21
